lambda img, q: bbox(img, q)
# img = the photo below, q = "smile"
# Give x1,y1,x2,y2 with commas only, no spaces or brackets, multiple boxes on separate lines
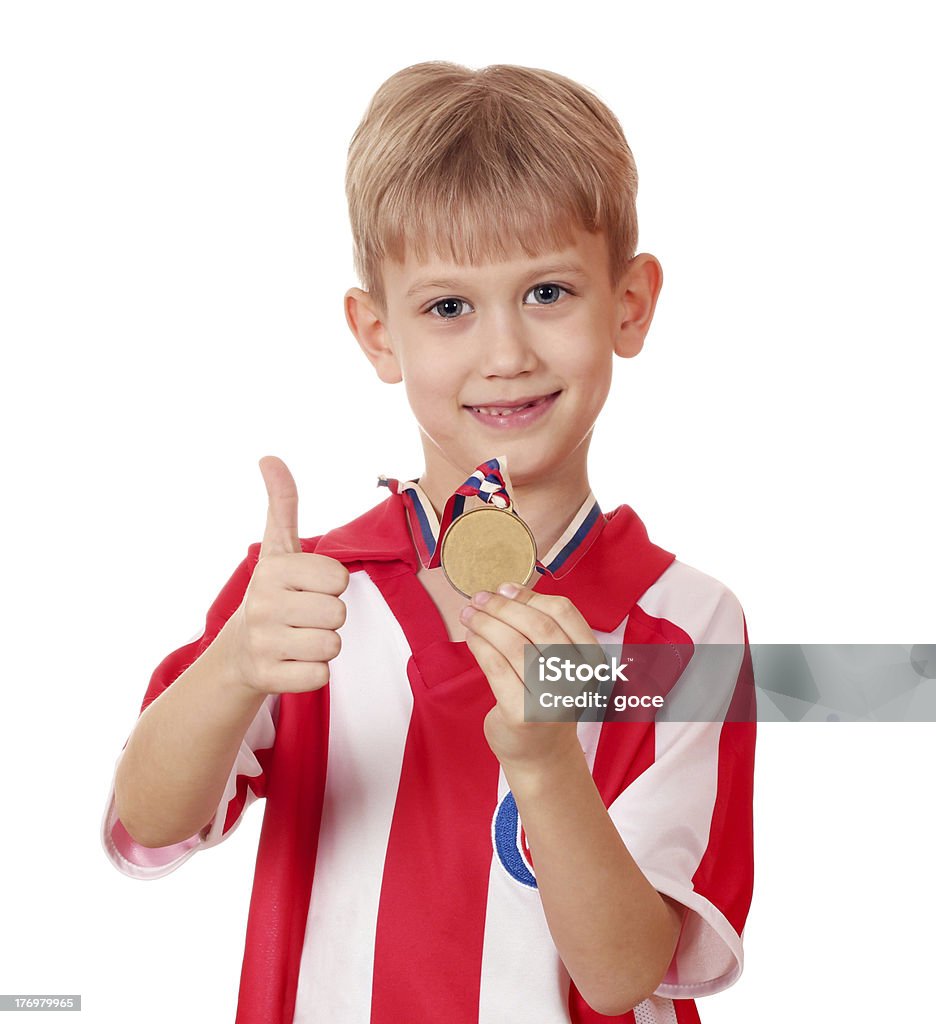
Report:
463,391,561,428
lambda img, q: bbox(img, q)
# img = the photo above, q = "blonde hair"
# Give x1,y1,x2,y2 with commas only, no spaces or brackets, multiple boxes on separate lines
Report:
346,61,639,314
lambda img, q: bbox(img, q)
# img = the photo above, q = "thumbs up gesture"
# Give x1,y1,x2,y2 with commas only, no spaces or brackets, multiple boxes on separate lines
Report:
219,456,350,695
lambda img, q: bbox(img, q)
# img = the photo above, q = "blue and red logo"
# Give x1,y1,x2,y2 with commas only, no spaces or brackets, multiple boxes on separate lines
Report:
492,792,537,888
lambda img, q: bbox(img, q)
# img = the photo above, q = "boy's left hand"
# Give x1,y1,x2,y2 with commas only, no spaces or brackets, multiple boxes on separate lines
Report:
460,582,600,770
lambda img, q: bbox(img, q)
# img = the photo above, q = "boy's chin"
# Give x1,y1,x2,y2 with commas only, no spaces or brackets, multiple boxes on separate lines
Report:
474,446,577,486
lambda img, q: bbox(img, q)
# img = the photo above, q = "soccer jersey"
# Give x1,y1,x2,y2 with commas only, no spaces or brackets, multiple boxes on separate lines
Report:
101,487,755,1024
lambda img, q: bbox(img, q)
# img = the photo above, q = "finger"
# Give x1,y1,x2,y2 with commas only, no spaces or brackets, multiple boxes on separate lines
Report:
268,659,332,693
278,590,347,629
469,588,575,654
471,586,608,683
462,605,545,692
465,631,525,715
259,455,301,556
271,553,350,596
493,583,596,647
268,623,342,663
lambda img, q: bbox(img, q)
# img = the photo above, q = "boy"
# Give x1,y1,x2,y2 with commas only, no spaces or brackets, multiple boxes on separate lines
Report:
102,61,755,1023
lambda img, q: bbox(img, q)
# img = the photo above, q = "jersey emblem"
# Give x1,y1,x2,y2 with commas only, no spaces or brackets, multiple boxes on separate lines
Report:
492,791,537,888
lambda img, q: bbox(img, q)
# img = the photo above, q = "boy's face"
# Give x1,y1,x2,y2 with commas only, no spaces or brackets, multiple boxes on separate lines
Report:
346,226,661,498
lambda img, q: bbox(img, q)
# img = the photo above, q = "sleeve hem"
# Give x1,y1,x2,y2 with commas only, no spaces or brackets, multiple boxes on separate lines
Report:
99,751,262,881
644,870,744,998
100,782,204,880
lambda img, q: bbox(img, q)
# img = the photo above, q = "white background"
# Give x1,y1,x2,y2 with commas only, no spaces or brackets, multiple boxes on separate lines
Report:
2,1,933,1021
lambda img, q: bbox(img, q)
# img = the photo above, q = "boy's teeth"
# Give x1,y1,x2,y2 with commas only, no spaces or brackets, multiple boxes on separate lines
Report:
474,401,535,415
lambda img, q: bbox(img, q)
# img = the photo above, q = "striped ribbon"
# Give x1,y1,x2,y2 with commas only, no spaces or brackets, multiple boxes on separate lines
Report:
378,455,605,581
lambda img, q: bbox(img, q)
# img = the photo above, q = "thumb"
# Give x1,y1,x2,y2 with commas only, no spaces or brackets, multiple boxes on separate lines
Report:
258,455,301,556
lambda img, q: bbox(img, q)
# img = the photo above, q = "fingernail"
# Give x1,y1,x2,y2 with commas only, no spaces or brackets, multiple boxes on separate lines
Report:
460,605,476,622
472,591,492,606
498,582,520,598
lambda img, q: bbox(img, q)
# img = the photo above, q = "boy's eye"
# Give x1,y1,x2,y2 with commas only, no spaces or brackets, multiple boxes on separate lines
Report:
525,283,568,305
429,298,475,320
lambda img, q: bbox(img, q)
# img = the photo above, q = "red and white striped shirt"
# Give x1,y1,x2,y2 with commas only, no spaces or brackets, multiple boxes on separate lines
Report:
102,488,755,1024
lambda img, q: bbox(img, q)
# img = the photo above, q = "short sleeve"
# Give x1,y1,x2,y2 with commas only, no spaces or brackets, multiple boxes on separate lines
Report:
101,541,279,880
604,579,756,999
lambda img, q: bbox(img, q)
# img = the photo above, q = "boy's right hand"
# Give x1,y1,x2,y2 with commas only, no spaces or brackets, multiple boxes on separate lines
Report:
218,455,350,695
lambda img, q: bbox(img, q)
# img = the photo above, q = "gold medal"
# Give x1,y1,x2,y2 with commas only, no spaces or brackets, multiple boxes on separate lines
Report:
440,504,537,597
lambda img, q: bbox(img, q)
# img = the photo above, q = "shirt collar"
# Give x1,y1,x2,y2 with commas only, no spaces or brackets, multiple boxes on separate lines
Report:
313,486,677,634
385,476,605,581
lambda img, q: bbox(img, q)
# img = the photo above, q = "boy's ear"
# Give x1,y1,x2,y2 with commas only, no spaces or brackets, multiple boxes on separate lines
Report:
344,288,403,384
613,254,664,358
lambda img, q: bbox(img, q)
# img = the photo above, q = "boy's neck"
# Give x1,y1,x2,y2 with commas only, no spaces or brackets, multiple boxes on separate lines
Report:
416,460,596,563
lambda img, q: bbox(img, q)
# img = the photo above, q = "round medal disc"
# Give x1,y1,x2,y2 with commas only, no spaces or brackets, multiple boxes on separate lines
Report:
440,505,537,597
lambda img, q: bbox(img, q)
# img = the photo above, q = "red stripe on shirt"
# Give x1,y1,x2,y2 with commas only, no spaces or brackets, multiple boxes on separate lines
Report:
236,687,330,1024
674,997,703,1022
590,605,693,804
689,617,756,938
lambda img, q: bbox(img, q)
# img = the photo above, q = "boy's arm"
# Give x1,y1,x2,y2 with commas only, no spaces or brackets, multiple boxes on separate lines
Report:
464,581,752,1015
114,623,267,848
501,742,684,1016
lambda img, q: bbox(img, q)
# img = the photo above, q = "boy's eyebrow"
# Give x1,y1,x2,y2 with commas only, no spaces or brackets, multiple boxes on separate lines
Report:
405,262,589,299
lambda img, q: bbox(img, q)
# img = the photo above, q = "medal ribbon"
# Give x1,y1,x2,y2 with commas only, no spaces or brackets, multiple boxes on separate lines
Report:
378,455,605,580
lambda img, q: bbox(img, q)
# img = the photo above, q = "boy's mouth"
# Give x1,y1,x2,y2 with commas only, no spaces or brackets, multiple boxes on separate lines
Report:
463,390,561,425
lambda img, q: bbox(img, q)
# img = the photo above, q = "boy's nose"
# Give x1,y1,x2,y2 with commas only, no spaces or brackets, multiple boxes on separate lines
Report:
478,315,539,377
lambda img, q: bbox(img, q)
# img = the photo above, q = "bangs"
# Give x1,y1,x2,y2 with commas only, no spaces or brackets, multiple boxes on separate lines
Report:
385,199,588,271
375,151,606,270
